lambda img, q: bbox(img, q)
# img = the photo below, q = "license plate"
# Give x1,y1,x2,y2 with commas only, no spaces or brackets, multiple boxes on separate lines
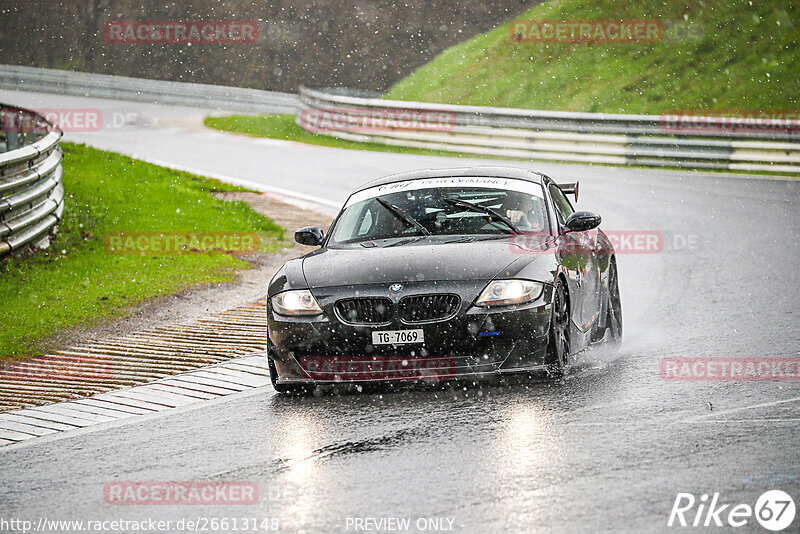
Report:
372,329,424,345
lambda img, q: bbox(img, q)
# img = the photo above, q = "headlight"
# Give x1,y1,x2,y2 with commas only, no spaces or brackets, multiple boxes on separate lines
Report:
271,290,323,316
475,279,543,307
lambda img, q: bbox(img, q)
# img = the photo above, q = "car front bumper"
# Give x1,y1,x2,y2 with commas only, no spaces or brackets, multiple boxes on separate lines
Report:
268,282,555,385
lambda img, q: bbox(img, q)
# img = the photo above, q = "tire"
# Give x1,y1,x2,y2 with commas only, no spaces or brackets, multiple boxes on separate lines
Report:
268,353,310,395
545,279,570,377
605,259,623,346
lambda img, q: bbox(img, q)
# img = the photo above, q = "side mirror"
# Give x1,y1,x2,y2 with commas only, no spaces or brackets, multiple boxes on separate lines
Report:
565,211,601,232
294,226,325,246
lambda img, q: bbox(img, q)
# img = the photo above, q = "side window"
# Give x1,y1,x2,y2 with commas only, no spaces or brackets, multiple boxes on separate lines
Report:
549,183,575,225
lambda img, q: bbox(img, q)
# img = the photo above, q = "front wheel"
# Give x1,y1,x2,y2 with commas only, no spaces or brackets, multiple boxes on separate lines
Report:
268,354,310,395
545,280,570,377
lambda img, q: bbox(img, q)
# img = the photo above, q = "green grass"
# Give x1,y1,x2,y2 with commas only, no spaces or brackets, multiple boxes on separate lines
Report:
385,0,799,113
204,114,480,158
0,143,285,361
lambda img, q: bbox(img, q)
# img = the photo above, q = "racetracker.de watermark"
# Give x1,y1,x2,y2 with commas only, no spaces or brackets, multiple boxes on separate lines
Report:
661,358,800,381
508,230,699,254
0,108,103,133
0,517,280,533
0,108,147,133
104,482,258,505
660,109,800,134
298,107,455,134
104,20,258,44
0,356,113,381
302,357,457,381
509,19,663,43
104,232,261,255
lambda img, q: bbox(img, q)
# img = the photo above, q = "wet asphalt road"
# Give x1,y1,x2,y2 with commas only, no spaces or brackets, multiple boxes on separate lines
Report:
1,91,799,533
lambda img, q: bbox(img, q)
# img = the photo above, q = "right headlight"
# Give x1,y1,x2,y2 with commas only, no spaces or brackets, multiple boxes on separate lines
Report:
475,279,543,307
271,289,323,316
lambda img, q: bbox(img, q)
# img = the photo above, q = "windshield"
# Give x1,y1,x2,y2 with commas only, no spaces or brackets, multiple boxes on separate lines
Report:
330,185,548,244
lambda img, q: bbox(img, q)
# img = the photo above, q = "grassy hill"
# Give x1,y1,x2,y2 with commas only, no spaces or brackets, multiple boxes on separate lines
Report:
385,0,799,113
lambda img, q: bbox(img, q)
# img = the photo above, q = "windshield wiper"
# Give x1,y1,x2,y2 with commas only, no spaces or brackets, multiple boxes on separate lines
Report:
443,198,522,234
385,236,427,247
376,197,430,236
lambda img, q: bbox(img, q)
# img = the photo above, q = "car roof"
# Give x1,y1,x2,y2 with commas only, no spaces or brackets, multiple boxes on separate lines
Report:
353,166,549,193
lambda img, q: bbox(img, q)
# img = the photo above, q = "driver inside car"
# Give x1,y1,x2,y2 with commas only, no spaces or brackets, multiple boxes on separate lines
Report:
505,193,545,231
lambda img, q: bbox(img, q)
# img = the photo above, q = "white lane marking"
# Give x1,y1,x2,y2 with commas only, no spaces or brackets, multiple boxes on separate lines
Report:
198,369,269,387
89,394,173,411
104,390,182,408
73,398,158,414
112,387,205,405
0,428,37,441
10,409,96,428
227,364,269,375
220,357,268,371
680,418,800,424
201,366,269,381
225,363,270,376
59,402,141,419
0,356,271,444
29,404,116,423
147,383,217,400
683,395,800,422
188,370,265,388
232,355,268,366
129,383,209,406
0,421,57,437
166,375,246,392
126,155,342,212
0,413,78,431
132,385,220,403
158,378,238,396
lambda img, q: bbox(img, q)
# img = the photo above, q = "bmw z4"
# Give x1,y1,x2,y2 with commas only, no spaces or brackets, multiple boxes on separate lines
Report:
267,166,622,393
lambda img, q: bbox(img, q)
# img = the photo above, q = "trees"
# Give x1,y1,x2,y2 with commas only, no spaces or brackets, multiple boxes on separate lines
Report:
0,0,535,92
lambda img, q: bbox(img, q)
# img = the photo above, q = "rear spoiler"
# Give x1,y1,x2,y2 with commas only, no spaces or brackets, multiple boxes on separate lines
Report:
558,182,579,202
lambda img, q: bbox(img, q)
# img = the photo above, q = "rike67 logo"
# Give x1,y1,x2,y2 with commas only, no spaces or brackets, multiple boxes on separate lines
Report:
668,491,795,531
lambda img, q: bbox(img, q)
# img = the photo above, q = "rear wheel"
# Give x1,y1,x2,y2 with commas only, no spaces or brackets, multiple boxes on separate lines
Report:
605,260,623,346
545,279,570,377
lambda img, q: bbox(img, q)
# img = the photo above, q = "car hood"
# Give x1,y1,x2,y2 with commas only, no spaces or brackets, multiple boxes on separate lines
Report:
301,238,537,287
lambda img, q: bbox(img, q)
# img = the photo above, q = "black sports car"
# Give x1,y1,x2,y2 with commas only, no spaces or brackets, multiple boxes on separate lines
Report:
267,166,622,393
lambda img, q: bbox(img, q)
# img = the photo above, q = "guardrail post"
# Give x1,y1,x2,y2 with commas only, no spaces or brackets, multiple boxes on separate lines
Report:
1,106,26,151
6,131,22,151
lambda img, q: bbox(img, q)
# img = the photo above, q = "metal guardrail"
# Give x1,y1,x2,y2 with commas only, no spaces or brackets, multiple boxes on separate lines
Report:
0,105,64,258
298,86,800,175
0,64,299,114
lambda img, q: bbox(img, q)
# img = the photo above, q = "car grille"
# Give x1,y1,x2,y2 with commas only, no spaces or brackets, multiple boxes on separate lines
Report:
399,294,460,323
335,298,393,325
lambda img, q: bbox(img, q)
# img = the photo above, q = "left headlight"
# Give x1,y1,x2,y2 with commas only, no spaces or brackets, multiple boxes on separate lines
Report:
271,289,323,316
475,279,543,307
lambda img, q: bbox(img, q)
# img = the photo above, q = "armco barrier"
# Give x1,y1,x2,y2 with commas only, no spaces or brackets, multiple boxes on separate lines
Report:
297,86,800,175
0,64,299,114
0,105,64,258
